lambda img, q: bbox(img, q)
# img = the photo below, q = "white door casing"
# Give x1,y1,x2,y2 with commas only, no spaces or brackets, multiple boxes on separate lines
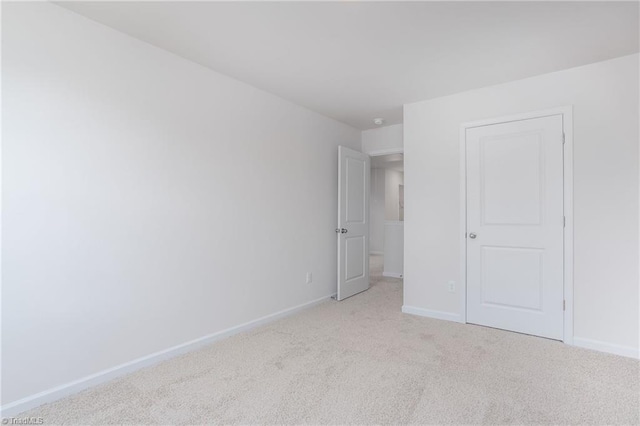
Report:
465,114,565,340
337,146,370,301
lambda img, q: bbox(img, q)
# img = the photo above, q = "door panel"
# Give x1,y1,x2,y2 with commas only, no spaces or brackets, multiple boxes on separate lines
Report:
466,115,564,340
482,133,542,225
345,236,365,281
345,157,366,223
481,246,543,311
337,146,370,301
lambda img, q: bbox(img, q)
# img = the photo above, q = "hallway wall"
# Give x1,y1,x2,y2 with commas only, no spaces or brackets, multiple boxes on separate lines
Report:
370,168,386,254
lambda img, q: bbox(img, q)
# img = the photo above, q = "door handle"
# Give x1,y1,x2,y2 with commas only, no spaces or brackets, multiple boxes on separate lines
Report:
335,228,348,234
469,233,477,239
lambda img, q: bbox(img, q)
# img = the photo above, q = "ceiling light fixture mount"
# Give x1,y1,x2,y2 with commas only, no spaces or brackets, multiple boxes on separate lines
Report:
373,118,385,126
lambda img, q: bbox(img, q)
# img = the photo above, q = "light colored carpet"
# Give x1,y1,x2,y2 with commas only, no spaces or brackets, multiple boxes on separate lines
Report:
23,255,639,424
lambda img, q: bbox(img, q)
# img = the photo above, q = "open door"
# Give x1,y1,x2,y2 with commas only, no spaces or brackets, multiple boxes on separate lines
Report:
336,146,370,301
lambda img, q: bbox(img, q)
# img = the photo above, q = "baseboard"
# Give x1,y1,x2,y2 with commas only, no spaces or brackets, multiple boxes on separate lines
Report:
1,293,335,417
401,305,463,323
369,251,383,255
382,271,402,278
572,337,639,359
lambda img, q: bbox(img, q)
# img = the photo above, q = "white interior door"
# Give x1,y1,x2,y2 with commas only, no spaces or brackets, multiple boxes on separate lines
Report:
337,146,370,301
466,115,564,340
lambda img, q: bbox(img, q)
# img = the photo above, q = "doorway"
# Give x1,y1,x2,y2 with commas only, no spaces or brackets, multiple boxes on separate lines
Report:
369,152,404,283
335,147,404,301
461,108,573,342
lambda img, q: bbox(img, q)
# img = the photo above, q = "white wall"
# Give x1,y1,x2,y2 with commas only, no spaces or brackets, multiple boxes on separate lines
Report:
369,168,385,254
384,170,404,221
2,2,361,407
404,54,639,356
361,124,403,154
383,222,404,278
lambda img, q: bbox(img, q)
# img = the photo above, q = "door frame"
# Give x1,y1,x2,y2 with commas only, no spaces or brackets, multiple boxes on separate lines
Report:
459,106,574,344
367,147,404,157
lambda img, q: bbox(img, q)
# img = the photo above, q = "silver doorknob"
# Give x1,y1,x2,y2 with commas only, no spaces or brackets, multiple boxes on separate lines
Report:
341,228,348,234
469,233,477,239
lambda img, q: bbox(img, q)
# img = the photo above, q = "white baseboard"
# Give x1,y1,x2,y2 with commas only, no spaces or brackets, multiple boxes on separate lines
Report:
1,294,335,417
382,271,402,278
402,305,463,323
572,337,639,359
369,251,383,256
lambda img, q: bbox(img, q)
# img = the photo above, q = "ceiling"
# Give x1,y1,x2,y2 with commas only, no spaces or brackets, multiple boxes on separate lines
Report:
57,1,639,130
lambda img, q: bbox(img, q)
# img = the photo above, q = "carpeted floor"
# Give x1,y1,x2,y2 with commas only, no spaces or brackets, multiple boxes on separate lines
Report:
24,255,639,424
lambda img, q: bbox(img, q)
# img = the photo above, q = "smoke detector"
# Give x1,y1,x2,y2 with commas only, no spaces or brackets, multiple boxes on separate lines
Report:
373,118,385,126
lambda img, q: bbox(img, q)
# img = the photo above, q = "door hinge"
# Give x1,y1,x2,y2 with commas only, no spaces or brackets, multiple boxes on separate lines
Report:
563,300,566,311
563,216,566,227
562,133,566,144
